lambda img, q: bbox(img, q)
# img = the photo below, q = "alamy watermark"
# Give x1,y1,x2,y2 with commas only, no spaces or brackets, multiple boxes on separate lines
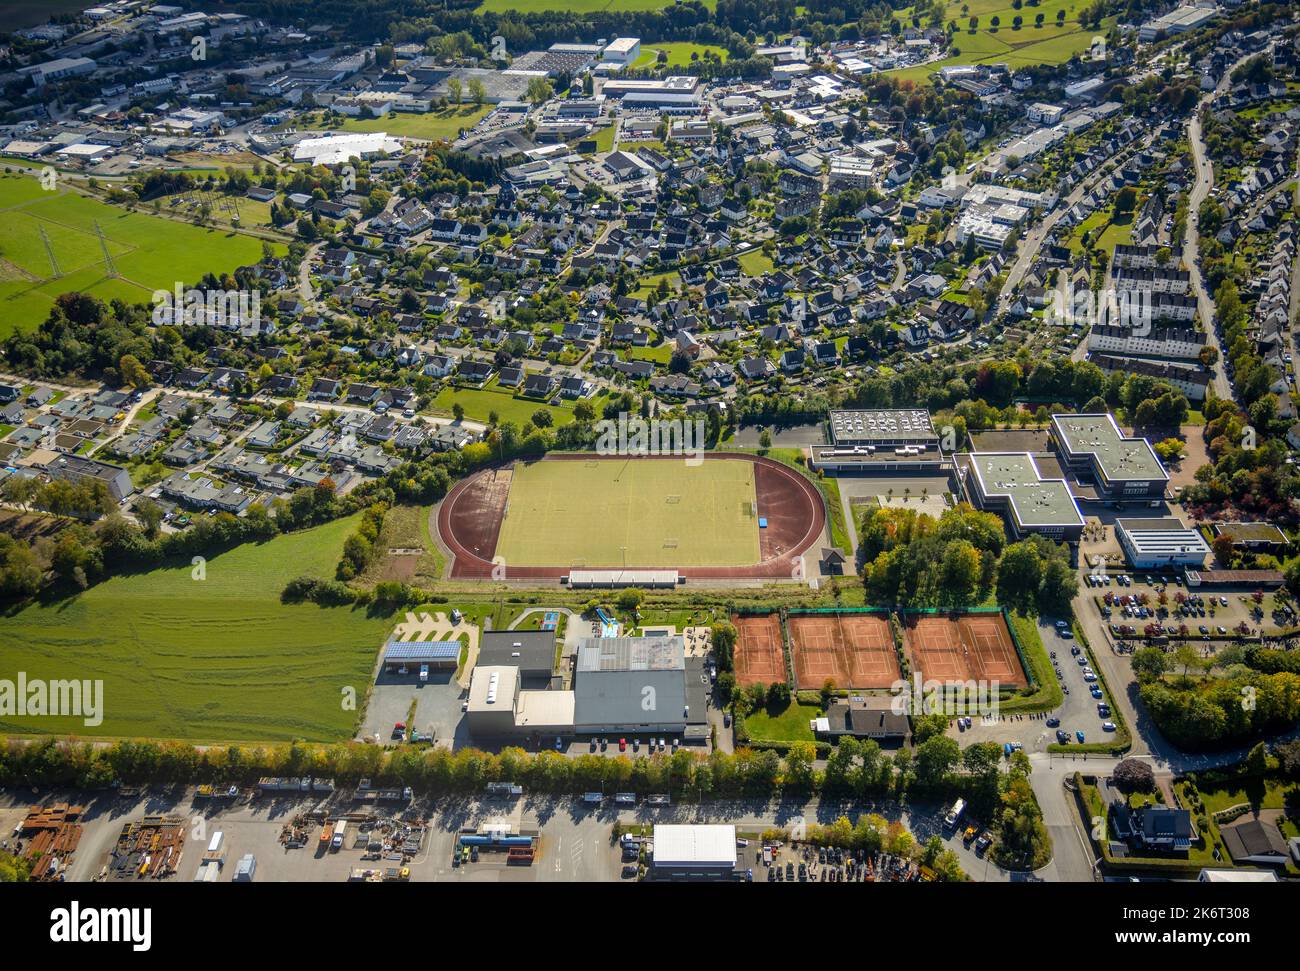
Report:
890,670,1001,719
594,411,707,466
1049,279,1152,335
0,672,104,727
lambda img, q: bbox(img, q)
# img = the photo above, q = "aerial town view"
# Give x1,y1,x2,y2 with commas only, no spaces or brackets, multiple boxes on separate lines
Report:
0,0,1295,947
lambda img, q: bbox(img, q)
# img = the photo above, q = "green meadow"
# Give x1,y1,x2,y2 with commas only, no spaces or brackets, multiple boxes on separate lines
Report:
0,515,393,742
887,0,1112,83
0,173,276,339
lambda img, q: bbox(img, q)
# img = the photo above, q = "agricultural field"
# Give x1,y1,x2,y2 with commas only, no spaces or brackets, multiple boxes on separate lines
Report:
307,106,493,141
0,515,392,742
0,173,276,339
494,456,762,568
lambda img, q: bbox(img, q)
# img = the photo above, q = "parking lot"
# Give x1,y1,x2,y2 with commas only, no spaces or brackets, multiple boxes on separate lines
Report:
1084,572,1278,650
952,614,1115,752
358,667,466,749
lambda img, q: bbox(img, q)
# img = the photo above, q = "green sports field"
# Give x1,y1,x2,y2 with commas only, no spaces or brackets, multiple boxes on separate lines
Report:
494,457,761,568
0,173,276,338
0,515,391,742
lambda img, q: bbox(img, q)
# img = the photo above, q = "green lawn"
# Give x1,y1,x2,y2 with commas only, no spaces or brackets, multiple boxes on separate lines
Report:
886,6,1113,84
590,126,617,154
744,701,820,742
632,42,729,70
738,249,775,277
308,106,492,141
0,515,392,742
625,343,674,365
431,380,595,427
494,454,762,568
0,174,277,339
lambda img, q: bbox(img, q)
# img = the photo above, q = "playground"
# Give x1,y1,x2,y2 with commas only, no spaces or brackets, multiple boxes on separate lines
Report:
787,612,900,690
732,613,787,687
900,612,1028,689
439,453,826,579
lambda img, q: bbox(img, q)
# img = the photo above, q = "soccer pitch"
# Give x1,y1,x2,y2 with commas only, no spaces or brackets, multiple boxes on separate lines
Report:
494,457,761,568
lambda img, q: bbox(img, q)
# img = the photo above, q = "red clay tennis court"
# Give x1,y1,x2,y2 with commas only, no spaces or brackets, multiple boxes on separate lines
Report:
732,613,787,687
787,612,899,690
901,613,1027,688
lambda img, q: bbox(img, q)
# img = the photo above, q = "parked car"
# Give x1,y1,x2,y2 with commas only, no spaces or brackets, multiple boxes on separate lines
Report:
1076,730,1086,743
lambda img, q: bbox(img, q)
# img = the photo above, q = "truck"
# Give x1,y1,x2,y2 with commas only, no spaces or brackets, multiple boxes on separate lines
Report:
331,819,347,851
233,854,256,882
195,784,238,800
320,822,334,848
258,777,311,794
943,799,966,830
354,782,413,803
384,867,411,882
348,867,383,882
485,782,523,798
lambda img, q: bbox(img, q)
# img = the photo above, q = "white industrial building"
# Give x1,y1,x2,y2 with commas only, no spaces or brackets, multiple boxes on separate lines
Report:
601,76,700,111
1116,518,1210,569
602,38,641,66
651,824,737,880
292,132,402,166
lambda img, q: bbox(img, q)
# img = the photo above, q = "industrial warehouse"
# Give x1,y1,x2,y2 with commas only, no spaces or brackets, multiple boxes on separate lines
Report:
465,634,709,744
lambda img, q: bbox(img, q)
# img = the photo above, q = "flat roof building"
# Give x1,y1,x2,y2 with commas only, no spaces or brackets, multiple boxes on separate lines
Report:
961,452,1084,541
45,453,133,502
478,630,557,682
1116,518,1210,569
601,76,700,110
381,641,461,671
651,824,737,880
1050,413,1169,500
811,409,951,474
602,37,641,65
466,664,522,737
574,635,687,734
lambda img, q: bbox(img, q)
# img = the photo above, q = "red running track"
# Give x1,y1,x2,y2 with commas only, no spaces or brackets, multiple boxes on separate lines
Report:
437,452,827,580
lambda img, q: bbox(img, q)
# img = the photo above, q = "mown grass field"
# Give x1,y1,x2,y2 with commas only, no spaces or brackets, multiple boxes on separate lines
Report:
0,173,275,339
432,380,602,427
494,456,761,568
888,0,1111,83
632,41,729,69
0,515,393,742
307,105,492,141
743,701,820,742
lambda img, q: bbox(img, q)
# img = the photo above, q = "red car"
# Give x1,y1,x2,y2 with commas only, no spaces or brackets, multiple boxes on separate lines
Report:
618,738,627,752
